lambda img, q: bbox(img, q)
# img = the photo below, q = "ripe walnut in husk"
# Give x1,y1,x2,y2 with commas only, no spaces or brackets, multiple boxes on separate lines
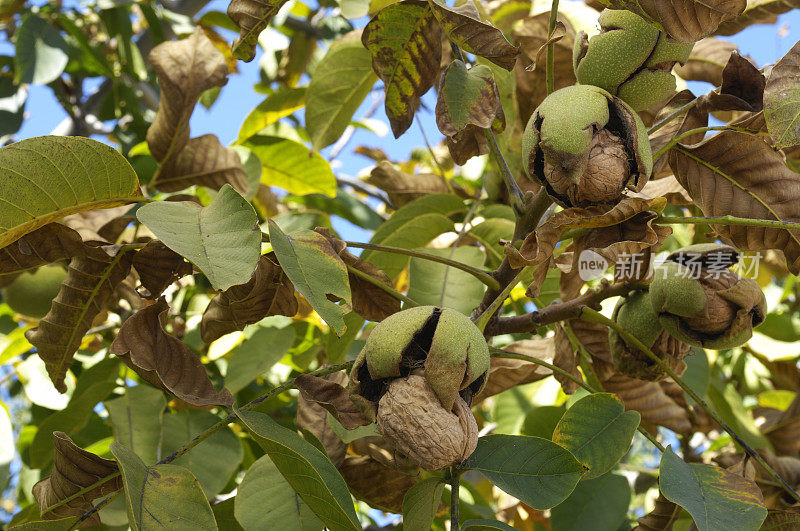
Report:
609,290,690,381
649,244,766,349
573,9,693,111
521,85,652,208
348,306,489,470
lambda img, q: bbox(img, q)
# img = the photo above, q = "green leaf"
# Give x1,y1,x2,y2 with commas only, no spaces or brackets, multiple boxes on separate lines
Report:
550,473,631,531
765,40,800,150
15,15,68,85
682,347,710,404
407,246,486,314
659,446,767,531
225,322,295,393
136,184,260,291
306,37,377,151
235,455,323,530
212,498,244,531
402,478,444,531
111,442,218,531
521,405,565,440
229,0,289,62
364,194,465,279
552,393,640,479
461,519,521,530
436,60,504,137
234,409,360,531
707,380,771,450
0,136,141,250
287,192,384,231
238,88,306,143
244,135,336,197
463,434,585,509
160,410,243,498
268,220,352,336
468,217,514,266
106,385,166,465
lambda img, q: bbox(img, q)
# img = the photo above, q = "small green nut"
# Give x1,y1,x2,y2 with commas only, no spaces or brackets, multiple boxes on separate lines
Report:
609,290,690,381
348,306,490,420
521,85,652,208
573,9,693,111
650,244,767,349
1,265,66,319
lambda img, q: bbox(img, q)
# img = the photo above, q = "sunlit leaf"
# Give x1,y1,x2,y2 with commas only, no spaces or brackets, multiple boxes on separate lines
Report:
765,39,800,150
402,478,444,531
106,385,166,465
15,15,68,85
238,87,306,143
245,135,337,197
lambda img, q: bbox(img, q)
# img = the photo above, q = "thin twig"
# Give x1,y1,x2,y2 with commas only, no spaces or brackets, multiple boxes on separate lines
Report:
647,97,700,135
546,0,560,95
652,126,761,161
474,266,529,332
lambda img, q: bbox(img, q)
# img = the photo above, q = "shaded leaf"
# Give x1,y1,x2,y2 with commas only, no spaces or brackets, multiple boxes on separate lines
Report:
553,325,583,395
675,38,738,86
474,338,554,403
201,253,298,343
461,520,517,531
61,205,133,244
0,224,84,276
338,454,416,513
151,134,249,194
15,15,68,85
552,393,640,479
463,434,585,510
407,246,486,315
295,374,370,430
362,0,443,137
0,136,141,251
106,385,166,465
33,432,122,526
131,240,194,299
110,297,234,407
634,492,681,530
235,409,361,530
602,374,692,433
238,87,306,143
659,446,767,531
26,245,133,392
551,473,631,531
111,443,217,531
226,320,295,394
402,478,444,531
136,184,260,291
715,0,800,36
307,34,378,151
268,220,352,335
760,510,800,530
235,455,323,530
296,371,349,467
436,60,505,138
229,0,289,61
428,0,518,70
366,161,452,208
765,39,800,150
245,135,337,197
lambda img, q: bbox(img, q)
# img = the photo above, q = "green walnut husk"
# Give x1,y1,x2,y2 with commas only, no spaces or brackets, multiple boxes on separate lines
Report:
609,290,690,381
573,9,693,111
521,84,652,208
348,306,490,420
650,244,767,349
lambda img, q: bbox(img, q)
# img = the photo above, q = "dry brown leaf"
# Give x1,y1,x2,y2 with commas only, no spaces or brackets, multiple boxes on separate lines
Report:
131,240,194,299
366,161,451,208
295,373,370,430
599,0,747,43
553,324,582,394
61,205,134,244
32,432,122,527
228,0,288,62
675,37,738,86
715,0,800,36
445,126,491,165
634,492,681,531
200,253,298,343
296,372,348,467
338,455,417,513
110,297,234,407
475,337,554,402
631,176,693,206
602,373,692,433
146,29,228,164
568,319,616,377
760,393,800,456
669,127,800,274
0,224,84,276
649,90,709,179
697,51,765,113
150,134,249,195
26,245,134,392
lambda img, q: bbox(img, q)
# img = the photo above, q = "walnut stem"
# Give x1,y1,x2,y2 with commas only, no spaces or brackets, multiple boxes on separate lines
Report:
657,215,800,233
546,0,560,95
579,307,800,504
647,96,700,135
449,467,461,529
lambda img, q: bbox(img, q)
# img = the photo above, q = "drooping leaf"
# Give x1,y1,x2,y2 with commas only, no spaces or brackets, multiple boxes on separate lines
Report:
268,220,352,336
0,136,141,251
635,492,681,530
761,510,800,530
60,205,133,244
436,60,505,138
234,455,323,530
136,184,260,291
306,34,377,151
707,381,770,449
715,0,800,36
229,0,289,61
463,434,585,510
130,240,194,299
659,446,767,531
146,28,228,164
669,127,800,274
238,87,306,143
151,134,249,194
365,161,452,208
362,0,443,137
160,409,243,498
15,15,68,85
338,452,416,512
111,443,217,531
402,478,444,531
552,393,640,479
649,90,709,179
106,385,166,465
407,246,486,315
0,224,85,277
26,245,134,393
601,373,692,433
201,252,298,343
296,371,350,467
225,320,295,394
32,432,122,526
295,374,370,430
235,409,361,531
428,0,519,70
596,0,747,42
474,338,554,403
110,297,234,407
765,39,800,150
550,473,631,531
552,324,583,394
244,135,337,197
697,51,765,112
674,38,738,86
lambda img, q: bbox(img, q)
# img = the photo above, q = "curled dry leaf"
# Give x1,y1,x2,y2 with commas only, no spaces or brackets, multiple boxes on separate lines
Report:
146,29,228,164
110,297,234,407
228,0,287,61
631,176,693,205
296,372,349,467
758,393,800,456
598,0,747,43
633,492,680,531
366,161,452,208
131,240,194,299
295,373,370,430
26,245,134,393
602,373,692,433
675,38,739,86
362,1,443,137
765,39,800,150
697,51,765,113
61,205,134,244
553,325,582,394
668,127,800,274
715,0,800,36
445,126,491,165
0,223,84,276
428,0,519,71
32,431,122,527
474,337,554,403
649,90,709,179
200,252,298,343
338,454,417,513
